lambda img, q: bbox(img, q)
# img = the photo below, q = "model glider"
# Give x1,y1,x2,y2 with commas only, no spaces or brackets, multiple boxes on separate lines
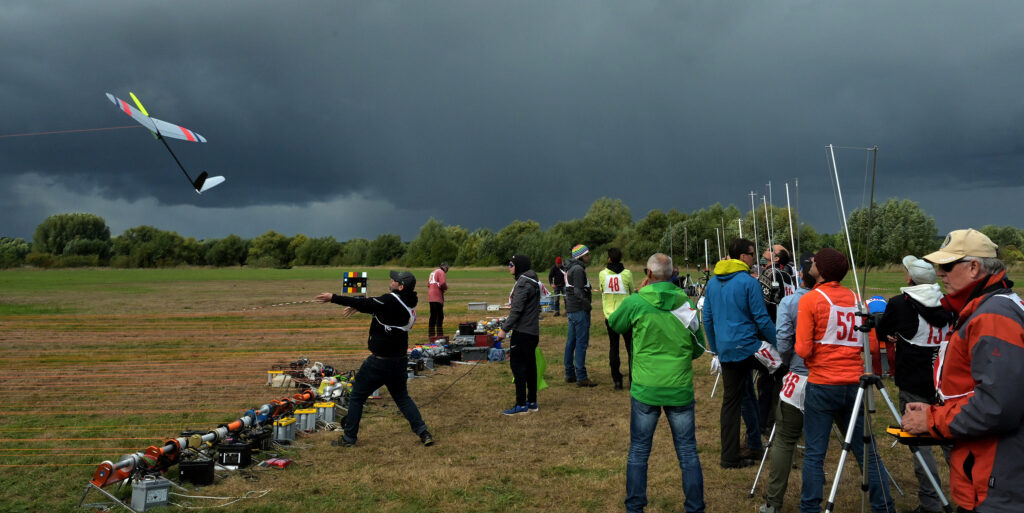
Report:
106,92,226,194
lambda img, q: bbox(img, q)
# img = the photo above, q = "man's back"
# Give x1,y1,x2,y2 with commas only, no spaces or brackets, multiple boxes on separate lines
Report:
703,259,776,362
609,281,704,406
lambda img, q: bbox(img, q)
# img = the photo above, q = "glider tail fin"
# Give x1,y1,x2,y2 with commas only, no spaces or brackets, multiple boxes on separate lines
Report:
192,171,226,194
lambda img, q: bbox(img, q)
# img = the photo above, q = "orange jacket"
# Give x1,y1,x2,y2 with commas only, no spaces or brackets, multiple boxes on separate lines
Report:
925,272,1024,512
795,282,865,385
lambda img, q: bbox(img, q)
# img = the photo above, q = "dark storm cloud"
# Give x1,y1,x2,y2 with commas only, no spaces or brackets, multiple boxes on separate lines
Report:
3,1,1023,241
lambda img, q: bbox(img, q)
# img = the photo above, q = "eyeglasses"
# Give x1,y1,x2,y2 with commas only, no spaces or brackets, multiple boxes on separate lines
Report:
938,259,969,273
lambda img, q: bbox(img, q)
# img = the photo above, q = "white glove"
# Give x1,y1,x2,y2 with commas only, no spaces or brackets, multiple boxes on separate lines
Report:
709,354,721,376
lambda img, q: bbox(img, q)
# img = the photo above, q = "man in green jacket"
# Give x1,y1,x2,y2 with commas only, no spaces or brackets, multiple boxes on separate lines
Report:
609,253,706,513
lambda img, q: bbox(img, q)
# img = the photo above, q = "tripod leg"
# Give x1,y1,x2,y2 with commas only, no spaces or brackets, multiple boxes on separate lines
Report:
873,385,953,513
749,422,776,498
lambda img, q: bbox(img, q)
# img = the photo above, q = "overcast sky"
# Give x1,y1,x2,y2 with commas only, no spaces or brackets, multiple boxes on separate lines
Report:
3,1,1022,243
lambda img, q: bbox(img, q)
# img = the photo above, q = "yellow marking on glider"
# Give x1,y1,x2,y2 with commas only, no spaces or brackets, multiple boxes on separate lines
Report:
129,92,158,139
129,92,149,116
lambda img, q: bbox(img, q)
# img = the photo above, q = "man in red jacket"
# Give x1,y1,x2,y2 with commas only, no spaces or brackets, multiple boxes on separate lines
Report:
795,248,894,513
427,262,449,339
903,229,1024,513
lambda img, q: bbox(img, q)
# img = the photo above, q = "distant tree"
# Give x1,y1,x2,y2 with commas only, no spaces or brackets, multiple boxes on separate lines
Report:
367,234,405,265
454,229,496,266
847,199,938,266
32,213,111,258
247,231,291,268
341,238,371,266
0,237,31,268
980,225,1024,258
403,218,465,267
623,209,669,261
205,235,250,266
111,225,186,267
293,236,342,265
286,234,309,266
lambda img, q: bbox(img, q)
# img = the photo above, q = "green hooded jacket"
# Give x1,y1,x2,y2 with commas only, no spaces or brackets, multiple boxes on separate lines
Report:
607,281,706,406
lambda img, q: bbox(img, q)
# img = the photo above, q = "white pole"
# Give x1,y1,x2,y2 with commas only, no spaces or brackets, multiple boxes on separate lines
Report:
738,218,743,238
786,182,798,286
749,191,759,266
828,144,862,306
704,239,709,270
715,228,722,261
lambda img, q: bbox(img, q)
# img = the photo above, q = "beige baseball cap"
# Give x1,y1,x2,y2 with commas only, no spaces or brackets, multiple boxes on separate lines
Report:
923,229,998,264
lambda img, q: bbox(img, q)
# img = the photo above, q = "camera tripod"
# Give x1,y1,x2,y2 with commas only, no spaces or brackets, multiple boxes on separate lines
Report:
822,314,952,513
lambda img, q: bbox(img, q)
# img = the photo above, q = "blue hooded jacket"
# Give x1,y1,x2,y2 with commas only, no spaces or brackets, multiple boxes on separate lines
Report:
702,259,777,362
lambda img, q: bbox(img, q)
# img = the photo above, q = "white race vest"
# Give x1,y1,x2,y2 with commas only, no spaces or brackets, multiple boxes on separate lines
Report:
779,371,808,411
374,293,416,332
754,340,783,373
428,269,443,286
900,315,948,348
603,272,629,295
935,293,1024,402
813,288,862,347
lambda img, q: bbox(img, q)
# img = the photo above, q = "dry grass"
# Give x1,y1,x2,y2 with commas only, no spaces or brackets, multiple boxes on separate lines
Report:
0,267,964,512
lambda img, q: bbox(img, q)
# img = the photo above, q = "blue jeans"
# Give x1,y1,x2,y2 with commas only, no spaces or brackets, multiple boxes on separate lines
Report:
626,397,705,513
800,383,894,513
564,310,591,380
344,355,428,443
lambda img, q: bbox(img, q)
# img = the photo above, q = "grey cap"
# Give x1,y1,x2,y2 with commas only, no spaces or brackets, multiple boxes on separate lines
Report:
902,255,937,285
389,270,416,290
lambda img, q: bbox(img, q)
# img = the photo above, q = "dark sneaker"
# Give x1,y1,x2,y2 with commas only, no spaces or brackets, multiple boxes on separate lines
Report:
741,447,762,459
576,378,598,387
503,404,529,416
720,458,757,469
553,312,560,317
331,435,356,447
565,376,577,383
905,507,940,513
614,380,624,390
526,402,539,412
420,431,435,447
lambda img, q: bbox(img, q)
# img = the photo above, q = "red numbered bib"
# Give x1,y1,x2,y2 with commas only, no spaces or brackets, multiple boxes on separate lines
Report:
779,371,807,411
814,288,862,347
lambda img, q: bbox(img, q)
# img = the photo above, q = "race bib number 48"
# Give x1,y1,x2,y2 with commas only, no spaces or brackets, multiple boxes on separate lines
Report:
603,274,628,295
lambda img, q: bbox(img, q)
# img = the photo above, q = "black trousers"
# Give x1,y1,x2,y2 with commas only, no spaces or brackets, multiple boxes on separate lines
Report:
757,364,786,431
509,332,539,405
428,302,444,337
720,355,769,465
605,319,633,384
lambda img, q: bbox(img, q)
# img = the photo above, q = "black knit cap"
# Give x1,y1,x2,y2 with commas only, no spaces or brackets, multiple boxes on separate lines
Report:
813,248,848,283
510,254,531,278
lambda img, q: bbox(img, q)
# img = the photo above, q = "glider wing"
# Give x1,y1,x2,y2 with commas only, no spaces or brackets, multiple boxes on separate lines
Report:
105,93,207,143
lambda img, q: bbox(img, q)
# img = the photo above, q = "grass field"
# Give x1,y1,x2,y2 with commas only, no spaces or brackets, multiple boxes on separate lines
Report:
0,265,1017,512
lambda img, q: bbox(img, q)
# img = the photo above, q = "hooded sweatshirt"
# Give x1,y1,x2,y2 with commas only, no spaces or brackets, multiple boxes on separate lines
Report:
608,281,705,406
501,266,541,336
598,262,634,319
564,257,592,313
702,258,777,362
875,283,951,399
330,288,419,358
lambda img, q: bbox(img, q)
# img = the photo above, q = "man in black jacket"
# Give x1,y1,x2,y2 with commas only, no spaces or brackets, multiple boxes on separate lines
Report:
316,270,434,447
548,256,567,317
875,255,951,513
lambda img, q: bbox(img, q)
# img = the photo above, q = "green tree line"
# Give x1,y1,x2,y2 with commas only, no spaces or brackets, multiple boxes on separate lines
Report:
4,198,1022,269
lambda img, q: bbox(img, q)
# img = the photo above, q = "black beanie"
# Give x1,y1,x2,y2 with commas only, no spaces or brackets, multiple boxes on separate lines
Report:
814,248,849,283
510,254,531,278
